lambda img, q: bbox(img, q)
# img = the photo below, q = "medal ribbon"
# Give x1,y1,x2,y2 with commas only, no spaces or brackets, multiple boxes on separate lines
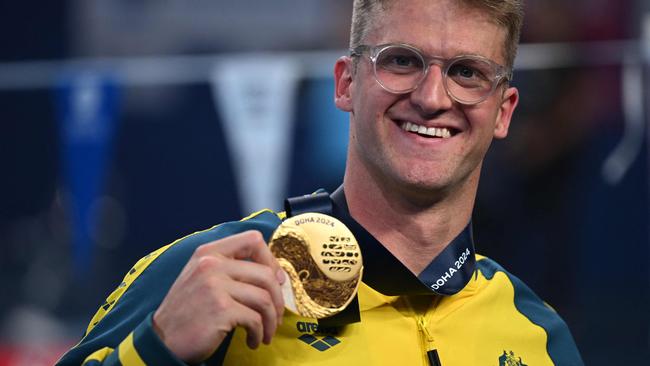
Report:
330,187,476,296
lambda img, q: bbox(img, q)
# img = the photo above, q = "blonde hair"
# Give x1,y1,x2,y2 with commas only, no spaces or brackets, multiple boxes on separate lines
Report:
350,0,524,70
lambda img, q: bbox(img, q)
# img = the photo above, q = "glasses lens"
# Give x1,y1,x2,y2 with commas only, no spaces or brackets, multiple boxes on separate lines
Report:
445,57,497,103
374,46,424,93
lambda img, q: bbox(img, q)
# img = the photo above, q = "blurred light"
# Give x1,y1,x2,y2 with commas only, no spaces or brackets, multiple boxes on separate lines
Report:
601,52,645,185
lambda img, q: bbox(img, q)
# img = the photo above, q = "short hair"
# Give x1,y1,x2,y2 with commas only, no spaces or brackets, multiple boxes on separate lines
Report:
349,0,524,71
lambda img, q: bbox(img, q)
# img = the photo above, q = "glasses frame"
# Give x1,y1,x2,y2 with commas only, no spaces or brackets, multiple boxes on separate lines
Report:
350,43,512,105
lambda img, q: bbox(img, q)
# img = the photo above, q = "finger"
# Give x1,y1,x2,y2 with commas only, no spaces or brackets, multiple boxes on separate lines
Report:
220,260,285,322
216,231,277,266
227,281,279,344
198,231,285,283
231,301,264,349
198,231,272,264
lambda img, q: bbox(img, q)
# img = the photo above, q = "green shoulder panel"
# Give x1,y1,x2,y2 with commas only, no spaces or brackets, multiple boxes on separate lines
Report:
57,210,282,366
476,257,584,366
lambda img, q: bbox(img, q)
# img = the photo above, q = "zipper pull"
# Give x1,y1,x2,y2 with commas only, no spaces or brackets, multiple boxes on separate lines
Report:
427,350,443,366
417,317,435,343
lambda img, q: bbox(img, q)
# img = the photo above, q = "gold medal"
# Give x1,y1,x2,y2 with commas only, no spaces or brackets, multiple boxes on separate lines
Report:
269,212,363,319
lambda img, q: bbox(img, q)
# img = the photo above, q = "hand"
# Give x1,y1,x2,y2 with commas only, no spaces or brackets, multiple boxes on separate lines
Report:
152,230,286,364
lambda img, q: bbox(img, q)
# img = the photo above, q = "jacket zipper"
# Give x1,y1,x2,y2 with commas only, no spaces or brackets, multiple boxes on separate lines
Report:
408,295,442,366
417,316,435,365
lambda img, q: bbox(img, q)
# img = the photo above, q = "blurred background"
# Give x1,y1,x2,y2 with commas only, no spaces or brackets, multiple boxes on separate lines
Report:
0,0,648,364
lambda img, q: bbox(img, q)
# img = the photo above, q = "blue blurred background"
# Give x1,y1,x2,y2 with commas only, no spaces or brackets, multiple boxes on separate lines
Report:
0,1,648,364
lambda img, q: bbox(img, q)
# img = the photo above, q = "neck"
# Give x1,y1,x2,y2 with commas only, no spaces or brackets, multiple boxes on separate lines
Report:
343,159,479,275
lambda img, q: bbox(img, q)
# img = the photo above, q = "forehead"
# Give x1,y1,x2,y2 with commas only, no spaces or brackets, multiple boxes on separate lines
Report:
365,0,507,63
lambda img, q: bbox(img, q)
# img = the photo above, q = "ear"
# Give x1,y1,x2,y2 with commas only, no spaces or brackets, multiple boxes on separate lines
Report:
334,56,354,112
493,86,519,139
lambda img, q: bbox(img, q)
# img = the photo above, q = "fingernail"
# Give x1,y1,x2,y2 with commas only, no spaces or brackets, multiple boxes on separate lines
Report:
247,336,259,349
276,269,286,284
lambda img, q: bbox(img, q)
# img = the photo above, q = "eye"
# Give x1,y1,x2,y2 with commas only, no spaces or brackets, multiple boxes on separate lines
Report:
455,66,475,78
449,64,482,80
376,47,423,74
447,58,493,88
391,55,416,67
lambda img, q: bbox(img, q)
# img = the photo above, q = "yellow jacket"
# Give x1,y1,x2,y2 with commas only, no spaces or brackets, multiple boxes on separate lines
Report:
57,193,582,366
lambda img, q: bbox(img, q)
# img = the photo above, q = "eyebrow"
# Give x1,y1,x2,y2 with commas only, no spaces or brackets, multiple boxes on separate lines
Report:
381,41,502,64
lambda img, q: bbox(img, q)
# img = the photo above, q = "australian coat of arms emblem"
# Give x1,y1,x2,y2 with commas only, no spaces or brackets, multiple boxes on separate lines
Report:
499,350,527,366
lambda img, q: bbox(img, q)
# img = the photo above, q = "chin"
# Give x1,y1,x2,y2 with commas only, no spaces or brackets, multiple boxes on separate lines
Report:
389,164,478,202
398,165,453,189
389,173,453,198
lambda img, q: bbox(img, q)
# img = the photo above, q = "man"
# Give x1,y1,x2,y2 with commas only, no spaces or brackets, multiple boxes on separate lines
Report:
58,0,583,365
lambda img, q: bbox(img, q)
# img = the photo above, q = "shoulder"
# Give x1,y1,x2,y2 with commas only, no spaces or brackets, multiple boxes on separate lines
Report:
129,208,283,295
75,210,283,351
473,255,584,365
58,210,284,365
154,209,284,274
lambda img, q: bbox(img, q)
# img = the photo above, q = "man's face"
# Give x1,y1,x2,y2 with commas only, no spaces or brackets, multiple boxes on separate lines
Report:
335,0,519,198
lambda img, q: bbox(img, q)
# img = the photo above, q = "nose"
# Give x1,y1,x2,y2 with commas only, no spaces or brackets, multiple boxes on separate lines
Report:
409,65,453,116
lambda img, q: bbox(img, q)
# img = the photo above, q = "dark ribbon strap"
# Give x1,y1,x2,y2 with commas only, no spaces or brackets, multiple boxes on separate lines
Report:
284,192,333,217
331,186,476,297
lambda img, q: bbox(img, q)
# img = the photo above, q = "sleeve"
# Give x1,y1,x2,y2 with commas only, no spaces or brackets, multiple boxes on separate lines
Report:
55,210,282,366
70,313,187,366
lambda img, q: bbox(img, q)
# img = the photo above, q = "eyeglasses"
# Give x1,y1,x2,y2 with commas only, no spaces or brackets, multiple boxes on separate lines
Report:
350,43,511,105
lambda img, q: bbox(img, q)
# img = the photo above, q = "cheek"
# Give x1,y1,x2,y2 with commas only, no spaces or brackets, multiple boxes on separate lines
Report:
465,104,500,135
353,90,384,131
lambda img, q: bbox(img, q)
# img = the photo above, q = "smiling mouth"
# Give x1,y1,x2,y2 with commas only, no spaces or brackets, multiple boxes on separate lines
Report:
400,121,456,139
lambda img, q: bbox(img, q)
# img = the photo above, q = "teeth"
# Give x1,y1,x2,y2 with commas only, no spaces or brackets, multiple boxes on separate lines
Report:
400,121,453,138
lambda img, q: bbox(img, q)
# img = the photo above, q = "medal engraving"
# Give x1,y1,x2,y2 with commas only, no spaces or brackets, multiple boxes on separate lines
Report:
269,213,363,319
